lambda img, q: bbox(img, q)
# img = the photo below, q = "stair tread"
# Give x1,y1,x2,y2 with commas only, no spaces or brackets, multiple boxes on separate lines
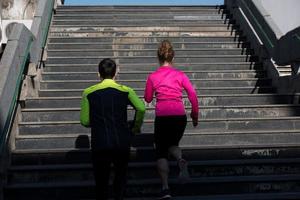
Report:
19,116,300,125
12,141,300,153
42,70,263,74
47,48,247,51
40,78,270,82
119,192,300,200
48,55,249,59
15,129,300,139
26,93,300,100
20,104,300,112
9,157,300,171
38,86,274,92
45,62,257,65
6,174,300,189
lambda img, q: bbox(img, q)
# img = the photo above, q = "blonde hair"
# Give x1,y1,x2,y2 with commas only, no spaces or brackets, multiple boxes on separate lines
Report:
157,40,174,64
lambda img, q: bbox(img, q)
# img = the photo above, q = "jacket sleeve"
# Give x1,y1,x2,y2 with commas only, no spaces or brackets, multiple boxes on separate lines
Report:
128,87,146,132
80,90,90,127
144,76,154,103
182,73,199,120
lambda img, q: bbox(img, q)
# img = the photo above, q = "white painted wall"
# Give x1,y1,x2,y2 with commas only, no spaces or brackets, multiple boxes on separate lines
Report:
256,0,300,35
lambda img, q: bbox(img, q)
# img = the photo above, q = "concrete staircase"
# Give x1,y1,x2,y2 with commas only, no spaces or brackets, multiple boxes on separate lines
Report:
4,5,300,200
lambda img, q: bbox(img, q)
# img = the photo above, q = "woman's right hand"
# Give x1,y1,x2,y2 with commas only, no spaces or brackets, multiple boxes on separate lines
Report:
192,118,198,127
190,113,198,127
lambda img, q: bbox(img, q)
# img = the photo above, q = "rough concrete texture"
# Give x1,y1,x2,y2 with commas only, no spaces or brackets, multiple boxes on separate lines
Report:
0,24,33,136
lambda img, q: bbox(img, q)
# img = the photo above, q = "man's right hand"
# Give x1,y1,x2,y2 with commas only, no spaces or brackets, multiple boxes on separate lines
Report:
132,127,141,135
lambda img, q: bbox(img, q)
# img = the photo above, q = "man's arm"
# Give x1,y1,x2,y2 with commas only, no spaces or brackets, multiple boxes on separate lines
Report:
128,87,146,134
80,90,90,127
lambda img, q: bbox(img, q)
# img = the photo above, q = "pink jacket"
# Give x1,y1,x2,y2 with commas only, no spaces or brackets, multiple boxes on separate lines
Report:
144,65,199,119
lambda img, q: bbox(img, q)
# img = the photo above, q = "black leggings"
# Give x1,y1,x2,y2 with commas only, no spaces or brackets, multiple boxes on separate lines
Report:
154,115,187,159
91,148,130,200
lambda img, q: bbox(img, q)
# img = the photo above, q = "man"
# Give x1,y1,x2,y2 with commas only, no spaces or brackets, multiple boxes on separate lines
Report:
80,58,145,200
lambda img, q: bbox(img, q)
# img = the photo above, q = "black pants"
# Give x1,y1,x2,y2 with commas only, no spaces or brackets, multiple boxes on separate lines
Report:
91,148,130,200
154,115,187,159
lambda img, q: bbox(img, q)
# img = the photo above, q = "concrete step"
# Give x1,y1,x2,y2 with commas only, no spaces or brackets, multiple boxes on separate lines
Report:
55,8,225,15
51,19,232,26
54,14,226,20
39,78,271,90
7,159,300,183
42,71,263,81
18,117,300,135
48,36,246,43
43,63,261,72
47,42,250,49
47,48,252,57
6,174,300,199
11,144,300,165
50,24,237,30
49,30,240,37
45,55,257,65
14,131,300,150
24,93,298,108
20,105,300,122
56,6,224,10
79,193,300,200
38,86,276,97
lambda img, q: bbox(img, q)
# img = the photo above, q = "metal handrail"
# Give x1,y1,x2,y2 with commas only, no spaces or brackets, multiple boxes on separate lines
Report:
240,0,275,50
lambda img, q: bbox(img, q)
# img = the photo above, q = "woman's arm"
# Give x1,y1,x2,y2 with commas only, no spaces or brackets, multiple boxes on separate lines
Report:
144,76,154,103
182,73,199,126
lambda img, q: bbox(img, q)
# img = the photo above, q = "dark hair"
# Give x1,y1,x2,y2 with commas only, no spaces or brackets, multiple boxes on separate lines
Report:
98,58,117,79
157,40,175,64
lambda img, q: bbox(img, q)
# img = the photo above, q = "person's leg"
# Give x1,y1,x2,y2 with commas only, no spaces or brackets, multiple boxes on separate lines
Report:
168,116,189,182
168,115,187,162
112,148,130,200
168,146,182,161
157,157,170,190
155,116,172,199
92,149,112,200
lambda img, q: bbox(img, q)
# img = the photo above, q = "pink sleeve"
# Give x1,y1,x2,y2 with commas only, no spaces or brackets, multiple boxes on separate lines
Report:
182,73,199,119
144,75,154,103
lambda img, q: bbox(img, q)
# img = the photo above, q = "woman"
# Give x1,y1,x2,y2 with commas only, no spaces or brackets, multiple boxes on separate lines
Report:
144,40,199,199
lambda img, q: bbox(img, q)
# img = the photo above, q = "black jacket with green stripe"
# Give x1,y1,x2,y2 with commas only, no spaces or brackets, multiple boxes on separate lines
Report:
80,79,145,150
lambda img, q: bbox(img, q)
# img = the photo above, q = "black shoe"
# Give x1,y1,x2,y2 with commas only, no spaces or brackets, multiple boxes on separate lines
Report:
157,189,172,199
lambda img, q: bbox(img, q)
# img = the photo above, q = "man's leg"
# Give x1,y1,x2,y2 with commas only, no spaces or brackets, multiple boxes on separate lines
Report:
92,150,112,200
112,148,130,200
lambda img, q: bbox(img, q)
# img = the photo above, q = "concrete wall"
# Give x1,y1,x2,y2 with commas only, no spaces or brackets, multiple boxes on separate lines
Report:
0,24,33,137
255,0,300,35
1,0,37,19
225,0,300,93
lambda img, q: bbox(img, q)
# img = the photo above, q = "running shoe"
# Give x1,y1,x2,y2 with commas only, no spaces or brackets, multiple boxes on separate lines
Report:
157,188,172,199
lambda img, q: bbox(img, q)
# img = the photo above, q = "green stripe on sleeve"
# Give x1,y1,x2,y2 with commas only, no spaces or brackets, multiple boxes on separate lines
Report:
127,87,146,133
80,90,90,127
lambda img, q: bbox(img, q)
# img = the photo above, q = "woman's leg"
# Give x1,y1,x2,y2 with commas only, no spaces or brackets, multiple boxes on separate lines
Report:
154,116,172,199
168,116,189,181
157,158,170,190
168,146,182,160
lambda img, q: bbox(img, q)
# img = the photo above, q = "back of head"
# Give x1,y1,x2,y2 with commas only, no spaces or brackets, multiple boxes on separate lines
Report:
157,40,175,64
98,58,117,79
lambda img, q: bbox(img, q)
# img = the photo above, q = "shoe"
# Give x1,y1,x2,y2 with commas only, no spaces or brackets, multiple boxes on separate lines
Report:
157,189,172,199
178,158,190,183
